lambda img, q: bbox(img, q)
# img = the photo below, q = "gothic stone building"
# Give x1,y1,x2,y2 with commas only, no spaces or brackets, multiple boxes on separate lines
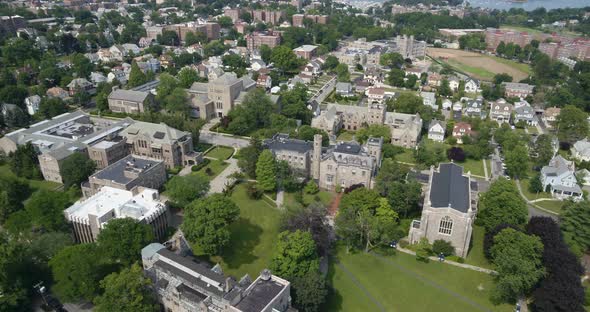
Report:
264,134,383,190
408,163,478,258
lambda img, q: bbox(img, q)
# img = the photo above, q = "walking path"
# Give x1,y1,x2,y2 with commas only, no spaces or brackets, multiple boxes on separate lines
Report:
482,159,489,180
515,179,559,217
208,158,239,194
394,247,497,275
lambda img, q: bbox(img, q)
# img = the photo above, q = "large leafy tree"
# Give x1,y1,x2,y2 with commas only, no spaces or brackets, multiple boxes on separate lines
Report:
60,152,96,189
504,145,530,179
280,84,312,123
94,264,159,312
291,270,328,312
164,174,210,207
8,142,41,180
531,134,554,168
271,45,301,73
227,89,275,135
0,176,30,223
23,190,71,233
556,105,588,145
526,217,585,312
387,92,423,113
127,61,148,88
375,159,409,196
96,218,155,266
270,230,319,279
335,188,398,251
181,194,239,255
256,150,277,192
560,200,590,255
237,137,263,178
478,178,527,231
0,232,34,311
282,202,331,257
50,244,111,302
490,228,545,303
177,67,200,88
38,97,68,119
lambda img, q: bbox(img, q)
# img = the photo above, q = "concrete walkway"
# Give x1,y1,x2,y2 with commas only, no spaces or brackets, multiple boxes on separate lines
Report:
482,158,489,180
208,158,239,194
395,247,497,275
515,179,559,218
276,190,284,207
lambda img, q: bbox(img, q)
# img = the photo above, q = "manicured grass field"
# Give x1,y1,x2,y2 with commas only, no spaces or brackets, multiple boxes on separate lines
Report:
283,190,335,209
325,248,512,312
465,225,492,269
447,59,496,80
458,158,486,177
208,184,282,278
205,146,234,160
535,200,565,214
0,164,61,192
192,160,229,180
394,148,416,164
518,179,552,201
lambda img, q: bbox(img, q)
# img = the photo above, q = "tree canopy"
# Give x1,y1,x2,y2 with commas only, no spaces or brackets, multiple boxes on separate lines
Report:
60,153,96,189
94,264,159,312
560,200,590,255
256,150,277,192
478,178,528,231
556,105,588,145
164,174,210,207
96,218,155,266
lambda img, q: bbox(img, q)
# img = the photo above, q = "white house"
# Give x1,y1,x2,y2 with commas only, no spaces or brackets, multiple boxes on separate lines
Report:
448,76,460,92
442,99,453,110
489,98,513,125
541,155,583,200
572,139,590,162
24,95,41,115
427,120,446,142
420,91,437,110
514,100,536,126
464,78,480,93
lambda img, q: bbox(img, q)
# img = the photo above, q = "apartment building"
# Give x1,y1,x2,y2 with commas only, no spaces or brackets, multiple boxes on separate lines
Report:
246,32,281,51
485,28,533,51
292,14,329,27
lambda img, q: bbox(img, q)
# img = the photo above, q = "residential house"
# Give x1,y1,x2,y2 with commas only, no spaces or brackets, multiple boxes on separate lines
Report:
502,82,535,99
25,95,41,115
420,91,437,110
452,122,473,144
541,155,583,200
428,120,446,142
489,98,513,124
442,99,453,110
514,100,537,126
453,102,463,120
464,78,480,93
108,88,155,114
463,97,485,119
428,72,442,87
543,107,560,128
250,59,266,72
90,72,107,86
335,82,354,97
385,112,423,148
448,76,460,92
409,163,478,258
572,139,590,162
108,68,127,84
364,67,385,85
256,74,272,89
67,78,95,96
366,87,389,104
46,87,69,100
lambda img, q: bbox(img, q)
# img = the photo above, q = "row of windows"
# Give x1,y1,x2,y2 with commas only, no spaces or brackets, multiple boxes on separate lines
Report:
439,216,453,235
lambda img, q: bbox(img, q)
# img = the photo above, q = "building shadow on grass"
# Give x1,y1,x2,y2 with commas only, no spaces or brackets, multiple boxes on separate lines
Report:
220,217,263,269
321,258,344,312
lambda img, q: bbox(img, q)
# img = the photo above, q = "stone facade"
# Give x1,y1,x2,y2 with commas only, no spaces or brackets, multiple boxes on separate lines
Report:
408,163,478,258
385,112,423,148
107,88,155,114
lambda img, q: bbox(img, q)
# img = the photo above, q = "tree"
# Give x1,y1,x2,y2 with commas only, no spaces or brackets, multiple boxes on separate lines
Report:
478,178,528,231
227,89,275,135
158,30,179,46
556,105,589,145
237,137,262,178
527,217,586,312
528,173,543,194
96,218,154,266
387,68,405,87
447,147,466,162
490,228,545,302
304,180,319,195
483,223,521,260
387,92,423,113
0,175,30,223
375,159,409,196
531,134,555,168
181,194,240,254
164,174,210,207
155,73,179,100
184,31,207,46
291,271,328,312
280,84,312,123
380,52,404,68
50,244,110,302
71,53,93,78
259,44,272,63
439,79,452,97
504,145,529,178
164,88,189,114
356,125,391,143
432,239,455,256
0,231,34,311
256,150,277,192
335,188,398,251
283,202,331,257
322,55,339,70
29,232,73,264
270,230,320,279
94,264,159,312
335,63,350,82
177,67,200,88
493,73,513,85
560,200,590,255
271,45,301,73
414,140,446,167
8,142,41,179
127,61,148,88
60,152,96,189
385,180,422,218
38,97,68,118
24,190,71,233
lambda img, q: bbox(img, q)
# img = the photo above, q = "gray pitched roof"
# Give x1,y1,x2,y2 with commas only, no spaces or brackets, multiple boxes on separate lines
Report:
430,163,470,213
108,89,149,102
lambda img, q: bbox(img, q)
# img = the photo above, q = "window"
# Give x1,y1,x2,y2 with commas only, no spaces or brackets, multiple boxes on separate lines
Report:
439,216,453,235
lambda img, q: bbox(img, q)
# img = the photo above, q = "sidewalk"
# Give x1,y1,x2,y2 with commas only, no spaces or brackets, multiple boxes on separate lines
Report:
394,247,498,275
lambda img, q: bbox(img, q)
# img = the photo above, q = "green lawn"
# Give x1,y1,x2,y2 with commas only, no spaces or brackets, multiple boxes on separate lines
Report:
458,158,486,177
208,184,282,278
205,146,234,160
394,148,416,164
447,59,496,80
535,200,564,214
336,131,356,141
518,179,552,201
191,160,229,180
325,247,512,312
0,164,61,192
465,225,492,269
526,126,538,134
488,56,532,75
195,143,213,152
283,190,335,209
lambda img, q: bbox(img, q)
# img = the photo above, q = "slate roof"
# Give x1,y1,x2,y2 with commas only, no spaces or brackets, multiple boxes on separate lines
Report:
264,133,313,154
91,155,163,185
108,89,149,102
430,163,470,213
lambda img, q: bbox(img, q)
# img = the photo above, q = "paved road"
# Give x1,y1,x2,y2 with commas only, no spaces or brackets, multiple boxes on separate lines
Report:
199,131,250,148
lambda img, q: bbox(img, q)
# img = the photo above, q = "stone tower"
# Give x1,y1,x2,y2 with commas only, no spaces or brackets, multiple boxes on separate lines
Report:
366,136,383,167
312,134,322,180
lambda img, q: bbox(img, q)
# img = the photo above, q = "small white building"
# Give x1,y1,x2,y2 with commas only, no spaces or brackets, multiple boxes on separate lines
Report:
572,139,590,162
24,95,41,115
540,155,583,201
464,78,480,93
420,91,437,110
427,120,446,142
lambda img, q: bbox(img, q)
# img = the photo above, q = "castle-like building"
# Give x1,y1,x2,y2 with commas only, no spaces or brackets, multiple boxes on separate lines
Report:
264,134,383,190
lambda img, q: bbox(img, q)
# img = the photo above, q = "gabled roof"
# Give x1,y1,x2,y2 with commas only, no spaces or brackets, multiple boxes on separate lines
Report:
430,163,470,213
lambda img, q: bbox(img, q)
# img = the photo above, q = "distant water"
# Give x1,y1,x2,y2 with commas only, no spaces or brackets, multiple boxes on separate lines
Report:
466,0,590,11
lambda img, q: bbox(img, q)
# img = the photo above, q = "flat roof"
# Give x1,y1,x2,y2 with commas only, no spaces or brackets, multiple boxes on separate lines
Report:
91,155,164,186
235,277,287,312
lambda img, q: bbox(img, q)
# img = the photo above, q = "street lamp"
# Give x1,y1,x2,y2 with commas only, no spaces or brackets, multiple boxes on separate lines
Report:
33,281,48,307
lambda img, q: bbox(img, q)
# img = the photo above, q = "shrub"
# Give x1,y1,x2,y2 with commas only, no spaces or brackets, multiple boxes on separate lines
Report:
415,238,432,262
399,240,409,248
304,180,320,195
447,147,466,162
205,167,214,176
246,182,263,200
432,239,455,256
191,158,211,172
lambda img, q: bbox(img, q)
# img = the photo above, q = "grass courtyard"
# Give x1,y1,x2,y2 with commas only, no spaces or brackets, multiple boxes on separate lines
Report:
518,179,553,201
207,184,282,278
283,190,335,209
535,200,565,215
325,247,512,312
457,158,486,177
191,160,229,180
204,146,234,160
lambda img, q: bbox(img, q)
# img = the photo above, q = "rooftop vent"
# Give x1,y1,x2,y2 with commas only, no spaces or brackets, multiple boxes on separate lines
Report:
260,269,271,281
